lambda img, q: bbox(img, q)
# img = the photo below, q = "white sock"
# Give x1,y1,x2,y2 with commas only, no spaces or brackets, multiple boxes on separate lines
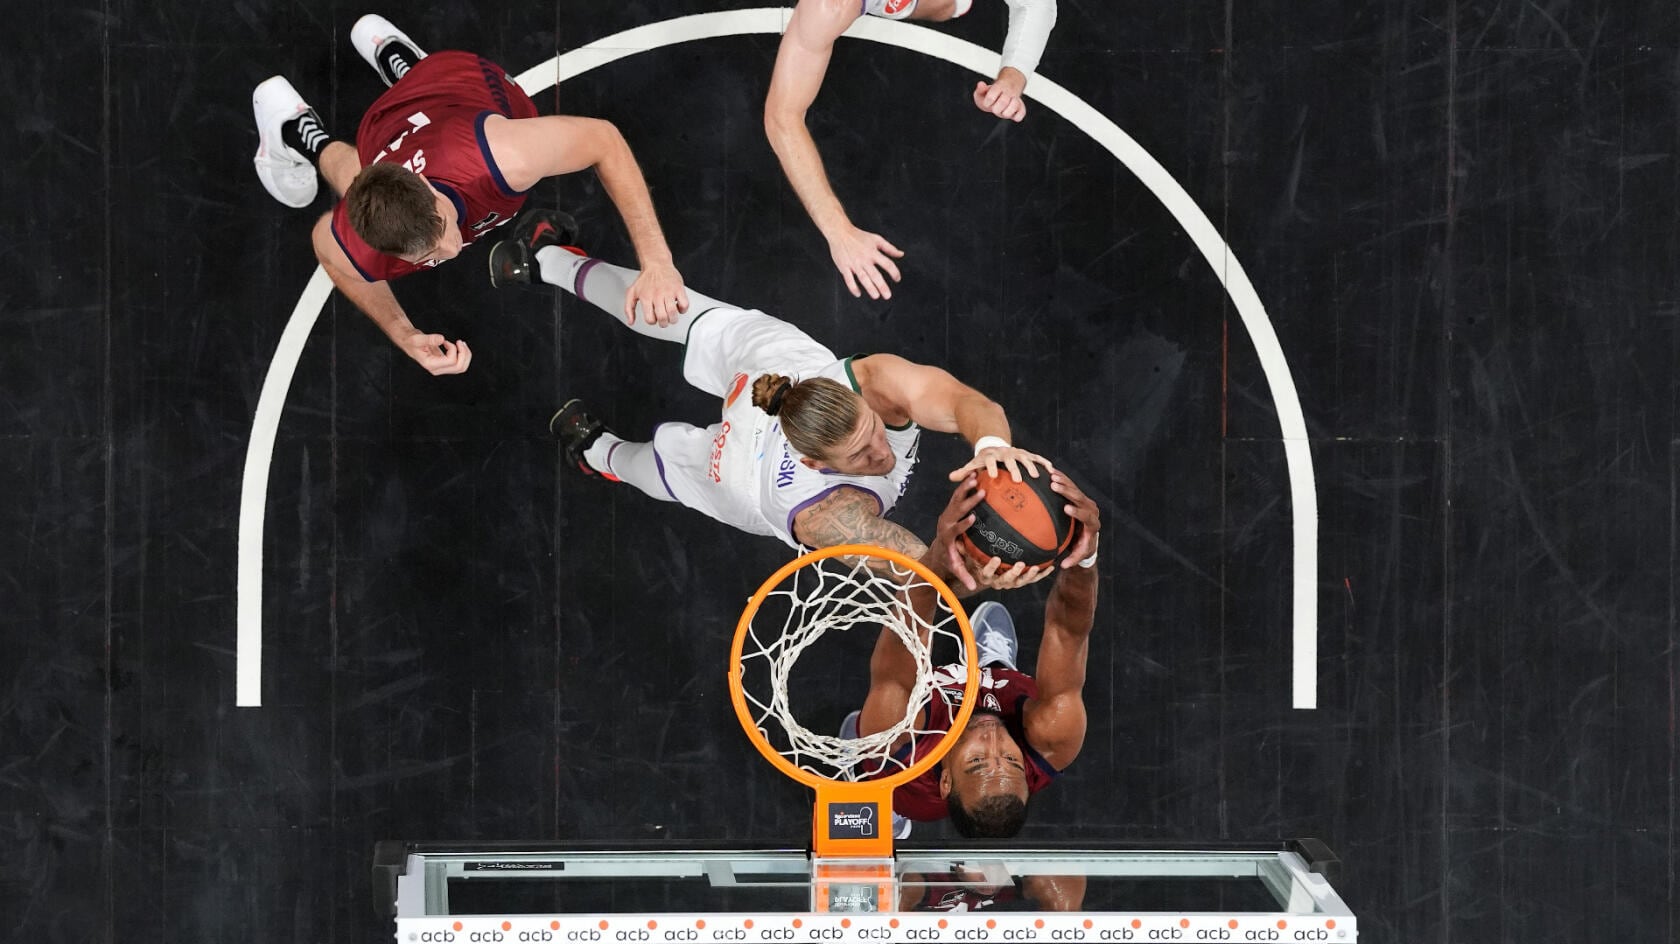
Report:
535,245,588,291
533,248,733,344
586,433,676,503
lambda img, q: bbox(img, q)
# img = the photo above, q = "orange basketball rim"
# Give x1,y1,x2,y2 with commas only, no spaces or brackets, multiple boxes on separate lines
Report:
729,544,978,860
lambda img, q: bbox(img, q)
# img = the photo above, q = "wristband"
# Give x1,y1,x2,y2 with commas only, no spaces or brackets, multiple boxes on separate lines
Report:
1075,534,1100,568
973,435,1010,455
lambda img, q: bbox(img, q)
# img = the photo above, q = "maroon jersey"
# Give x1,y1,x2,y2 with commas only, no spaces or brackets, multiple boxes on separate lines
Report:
877,665,1061,821
330,50,539,282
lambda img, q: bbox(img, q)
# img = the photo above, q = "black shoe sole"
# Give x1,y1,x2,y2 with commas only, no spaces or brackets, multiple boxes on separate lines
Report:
488,240,532,288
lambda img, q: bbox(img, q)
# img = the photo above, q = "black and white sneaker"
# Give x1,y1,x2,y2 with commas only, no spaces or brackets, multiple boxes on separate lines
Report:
251,76,322,208
351,14,427,87
489,209,580,288
549,399,617,480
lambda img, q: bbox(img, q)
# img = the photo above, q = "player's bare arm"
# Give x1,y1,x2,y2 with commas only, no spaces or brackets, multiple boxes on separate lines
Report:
483,115,688,326
310,214,472,375
766,0,904,300
1022,472,1100,769
853,354,1050,481
1023,874,1088,912
792,485,928,557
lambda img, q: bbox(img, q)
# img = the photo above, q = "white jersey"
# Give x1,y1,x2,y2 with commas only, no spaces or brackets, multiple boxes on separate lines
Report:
861,0,1053,77
653,308,922,549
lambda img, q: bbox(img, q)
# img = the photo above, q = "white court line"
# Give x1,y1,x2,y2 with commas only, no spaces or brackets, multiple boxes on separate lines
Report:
236,8,1319,708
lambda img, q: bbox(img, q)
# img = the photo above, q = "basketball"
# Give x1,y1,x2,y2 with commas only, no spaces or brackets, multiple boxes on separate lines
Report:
958,469,1078,567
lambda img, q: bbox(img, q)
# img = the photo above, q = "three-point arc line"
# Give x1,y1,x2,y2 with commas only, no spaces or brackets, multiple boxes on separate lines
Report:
236,9,1320,708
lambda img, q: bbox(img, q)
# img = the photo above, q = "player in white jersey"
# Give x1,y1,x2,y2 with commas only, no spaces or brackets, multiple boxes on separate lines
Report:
489,210,1049,558
765,0,1058,300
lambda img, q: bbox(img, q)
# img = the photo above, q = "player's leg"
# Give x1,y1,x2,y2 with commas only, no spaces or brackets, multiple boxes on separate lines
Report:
251,76,345,208
551,400,678,502
315,142,361,199
350,14,428,88
489,209,737,344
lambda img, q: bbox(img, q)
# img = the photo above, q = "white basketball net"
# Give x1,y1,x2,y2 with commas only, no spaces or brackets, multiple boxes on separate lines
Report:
737,553,971,782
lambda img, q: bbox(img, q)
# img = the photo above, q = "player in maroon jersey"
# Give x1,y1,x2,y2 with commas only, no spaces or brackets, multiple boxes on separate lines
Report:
848,470,1100,838
251,15,687,376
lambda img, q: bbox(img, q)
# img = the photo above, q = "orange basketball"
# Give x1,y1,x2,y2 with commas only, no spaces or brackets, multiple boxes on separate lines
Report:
957,469,1077,567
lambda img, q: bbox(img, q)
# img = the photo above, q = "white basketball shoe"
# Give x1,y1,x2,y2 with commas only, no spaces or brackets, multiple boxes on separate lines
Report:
351,14,427,87
251,76,321,208
837,710,913,839
970,601,1019,671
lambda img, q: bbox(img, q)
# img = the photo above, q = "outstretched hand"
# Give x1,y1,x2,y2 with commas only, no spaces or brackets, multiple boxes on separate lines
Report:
949,445,1053,484
402,330,473,376
827,223,904,300
1051,471,1102,568
624,260,689,327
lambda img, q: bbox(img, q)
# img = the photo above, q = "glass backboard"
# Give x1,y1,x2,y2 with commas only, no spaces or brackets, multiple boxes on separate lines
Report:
376,840,1358,942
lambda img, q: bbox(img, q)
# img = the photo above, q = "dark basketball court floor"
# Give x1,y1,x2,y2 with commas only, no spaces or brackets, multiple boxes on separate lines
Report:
2,2,1675,941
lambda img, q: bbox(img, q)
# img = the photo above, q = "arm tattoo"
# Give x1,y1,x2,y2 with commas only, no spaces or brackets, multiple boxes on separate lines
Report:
794,487,929,557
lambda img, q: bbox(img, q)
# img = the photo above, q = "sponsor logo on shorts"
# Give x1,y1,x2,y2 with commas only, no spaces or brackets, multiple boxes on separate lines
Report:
724,372,749,409
708,421,732,483
883,0,914,15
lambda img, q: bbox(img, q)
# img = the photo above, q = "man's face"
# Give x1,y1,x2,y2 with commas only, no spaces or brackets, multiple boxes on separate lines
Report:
397,178,463,266
807,409,895,476
939,714,1030,806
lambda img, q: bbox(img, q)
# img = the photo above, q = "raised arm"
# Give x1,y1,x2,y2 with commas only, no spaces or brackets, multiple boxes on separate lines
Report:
1021,472,1100,769
852,354,1050,481
310,214,472,375
766,0,905,300
483,115,688,326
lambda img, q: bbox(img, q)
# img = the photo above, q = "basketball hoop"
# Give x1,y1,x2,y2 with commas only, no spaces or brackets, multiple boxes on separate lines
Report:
729,544,977,862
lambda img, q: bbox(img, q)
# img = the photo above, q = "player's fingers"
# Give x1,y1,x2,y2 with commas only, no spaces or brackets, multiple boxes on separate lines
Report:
1049,471,1087,502
1003,456,1024,484
863,265,890,301
947,459,980,482
454,339,473,374
984,455,1000,480
426,341,456,375
675,286,691,313
875,236,906,261
947,543,978,592
840,266,863,298
876,253,903,284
